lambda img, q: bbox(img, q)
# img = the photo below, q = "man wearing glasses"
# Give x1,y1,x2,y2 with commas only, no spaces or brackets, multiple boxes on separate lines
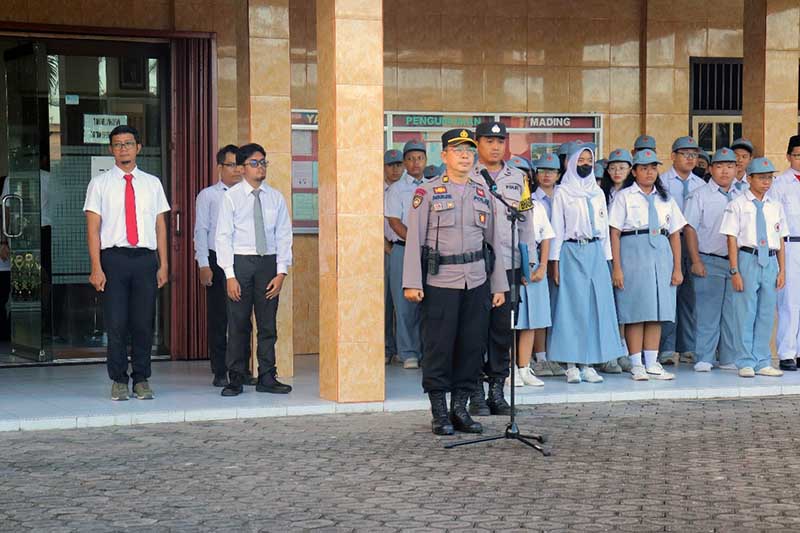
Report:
215,143,293,397
658,136,704,366
84,125,170,401
194,144,243,387
402,129,507,436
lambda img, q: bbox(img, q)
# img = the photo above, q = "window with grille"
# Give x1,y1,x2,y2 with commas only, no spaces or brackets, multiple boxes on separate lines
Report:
690,58,743,114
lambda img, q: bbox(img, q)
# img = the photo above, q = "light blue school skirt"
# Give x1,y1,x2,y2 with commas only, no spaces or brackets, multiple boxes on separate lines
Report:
548,239,625,364
515,275,551,330
614,232,676,324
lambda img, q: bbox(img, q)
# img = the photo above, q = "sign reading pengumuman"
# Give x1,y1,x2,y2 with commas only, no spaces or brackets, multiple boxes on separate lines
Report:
83,114,128,144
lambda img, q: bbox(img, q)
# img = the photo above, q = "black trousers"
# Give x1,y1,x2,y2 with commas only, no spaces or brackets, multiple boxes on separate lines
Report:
101,247,158,385
485,268,520,380
226,254,279,385
421,282,490,393
206,251,228,377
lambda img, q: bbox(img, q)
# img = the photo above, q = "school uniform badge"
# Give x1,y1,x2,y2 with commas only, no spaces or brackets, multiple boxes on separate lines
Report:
412,187,425,209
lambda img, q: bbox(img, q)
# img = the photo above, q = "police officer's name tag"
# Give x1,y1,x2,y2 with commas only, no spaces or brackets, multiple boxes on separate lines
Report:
433,201,455,211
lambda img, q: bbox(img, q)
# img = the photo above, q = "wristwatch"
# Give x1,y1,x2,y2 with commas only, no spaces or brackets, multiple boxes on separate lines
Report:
729,267,739,275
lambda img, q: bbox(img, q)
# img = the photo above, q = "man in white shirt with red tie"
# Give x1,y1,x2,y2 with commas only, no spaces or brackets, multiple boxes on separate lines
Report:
215,143,293,396
84,125,170,401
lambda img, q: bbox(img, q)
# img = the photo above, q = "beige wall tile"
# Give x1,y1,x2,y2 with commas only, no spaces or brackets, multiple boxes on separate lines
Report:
765,51,800,103
764,102,799,156
334,18,383,86
440,64,484,112
607,113,641,152
482,16,528,65
526,66,570,112
439,15,482,65
395,12,442,64
249,0,290,39
645,113,691,148
569,68,610,113
610,20,641,67
707,25,743,56
397,64,443,110
609,67,640,114
250,96,292,152
645,67,676,114
249,38,291,97
291,62,309,108
766,0,800,51
336,150,385,216
337,276,383,344
334,84,384,150
336,342,384,402
218,56,238,108
484,65,527,112
336,216,384,280
647,0,705,22
334,0,382,19
218,107,239,147
384,64,398,111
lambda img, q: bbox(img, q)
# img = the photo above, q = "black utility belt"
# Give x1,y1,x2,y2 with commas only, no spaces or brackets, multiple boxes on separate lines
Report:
393,240,406,247
103,246,155,256
785,236,800,243
739,246,777,257
438,250,484,265
565,237,598,244
700,252,729,261
621,229,669,238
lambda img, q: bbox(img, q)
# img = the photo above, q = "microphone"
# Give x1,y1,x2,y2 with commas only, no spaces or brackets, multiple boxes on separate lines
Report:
480,168,497,192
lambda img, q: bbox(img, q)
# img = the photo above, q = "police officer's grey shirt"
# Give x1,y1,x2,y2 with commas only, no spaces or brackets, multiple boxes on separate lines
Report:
470,162,533,269
402,174,509,293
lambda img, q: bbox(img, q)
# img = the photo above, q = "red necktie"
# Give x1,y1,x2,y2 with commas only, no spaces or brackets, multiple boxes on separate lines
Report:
795,174,800,183
123,174,139,246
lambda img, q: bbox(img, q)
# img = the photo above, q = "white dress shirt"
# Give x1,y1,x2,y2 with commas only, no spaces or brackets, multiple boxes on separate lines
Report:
732,175,749,193
533,187,554,220
609,183,687,235
719,190,789,250
385,172,422,238
215,179,293,278
82,165,170,250
683,181,740,256
659,166,704,212
529,200,555,245
193,180,230,267
769,177,800,237
549,187,612,261
383,180,399,242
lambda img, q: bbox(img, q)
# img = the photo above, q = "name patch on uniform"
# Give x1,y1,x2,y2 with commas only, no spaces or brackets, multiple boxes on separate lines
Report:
476,188,485,197
433,186,447,194
474,195,491,207
432,194,451,201
504,183,522,193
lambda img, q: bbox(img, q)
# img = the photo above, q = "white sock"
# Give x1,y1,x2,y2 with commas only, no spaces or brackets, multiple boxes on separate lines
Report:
535,352,547,363
644,350,658,368
629,352,643,367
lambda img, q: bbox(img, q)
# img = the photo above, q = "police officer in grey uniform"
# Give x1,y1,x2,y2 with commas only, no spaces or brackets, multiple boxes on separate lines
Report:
467,121,533,416
403,128,508,436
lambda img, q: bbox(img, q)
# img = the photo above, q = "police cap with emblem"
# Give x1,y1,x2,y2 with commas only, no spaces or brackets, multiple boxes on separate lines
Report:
441,128,477,147
475,121,507,139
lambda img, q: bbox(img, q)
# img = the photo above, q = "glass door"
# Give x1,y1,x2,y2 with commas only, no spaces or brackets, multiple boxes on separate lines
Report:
3,42,48,361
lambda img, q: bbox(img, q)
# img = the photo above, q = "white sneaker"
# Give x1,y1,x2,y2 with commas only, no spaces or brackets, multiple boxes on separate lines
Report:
566,367,581,384
402,358,419,369
719,363,738,371
738,367,755,378
532,361,554,377
510,366,525,387
646,363,675,380
694,361,713,372
549,361,567,376
520,366,545,387
630,365,649,381
580,367,604,383
756,366,783,377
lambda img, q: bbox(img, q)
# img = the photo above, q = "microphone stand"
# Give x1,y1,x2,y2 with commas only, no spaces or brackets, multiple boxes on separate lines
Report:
445,171,550,456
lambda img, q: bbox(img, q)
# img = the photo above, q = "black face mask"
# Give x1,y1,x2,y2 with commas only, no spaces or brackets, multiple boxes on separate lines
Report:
692,166,706,177
577,165,593,178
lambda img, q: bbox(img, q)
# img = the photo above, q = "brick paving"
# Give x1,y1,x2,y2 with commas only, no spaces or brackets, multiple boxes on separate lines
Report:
2,397,800,532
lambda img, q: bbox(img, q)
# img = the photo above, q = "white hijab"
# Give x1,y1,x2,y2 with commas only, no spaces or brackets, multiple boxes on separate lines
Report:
558,148,602,199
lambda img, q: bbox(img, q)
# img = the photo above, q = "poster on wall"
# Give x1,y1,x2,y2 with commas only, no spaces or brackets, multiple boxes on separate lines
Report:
90,156,116,178
83,114,128,144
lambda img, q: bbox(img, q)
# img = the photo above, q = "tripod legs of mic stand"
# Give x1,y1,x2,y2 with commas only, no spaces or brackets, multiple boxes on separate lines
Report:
444,421,550,455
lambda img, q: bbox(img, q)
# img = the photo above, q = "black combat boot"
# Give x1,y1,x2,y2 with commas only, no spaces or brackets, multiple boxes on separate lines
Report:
467,379,490,416
486,378,511,416
429,391,454,435
450,390,483,433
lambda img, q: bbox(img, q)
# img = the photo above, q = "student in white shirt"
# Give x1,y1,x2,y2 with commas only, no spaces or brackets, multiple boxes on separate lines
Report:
768,138,800,370
194,144,242,387
720,157,787,378
215,143,293,396
83,125,170,401
683,148,741,372
658,136,704,366
383,149,404,365
610,149,686,381
731,137,754,192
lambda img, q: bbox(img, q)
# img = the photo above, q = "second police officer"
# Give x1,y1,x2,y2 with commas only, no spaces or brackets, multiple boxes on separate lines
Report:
403,128,508,436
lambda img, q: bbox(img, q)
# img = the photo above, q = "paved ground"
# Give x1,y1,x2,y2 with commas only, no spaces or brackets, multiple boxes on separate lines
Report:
2,397,800,532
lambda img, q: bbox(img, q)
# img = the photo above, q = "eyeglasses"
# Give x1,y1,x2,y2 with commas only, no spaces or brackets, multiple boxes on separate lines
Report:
789,153,800,160
447,145,476,154
676,151,698,160
607,163,630,173
245,159,269,168
111,141,137,150
220,163,238,168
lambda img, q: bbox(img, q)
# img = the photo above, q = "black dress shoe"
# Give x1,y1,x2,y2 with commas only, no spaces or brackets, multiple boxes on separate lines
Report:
243,376,258,386
467,380,491,416
255,374,292,394
780,359,798,371
212,375,229,388
486,379,511,416
429,391,454,435
221,383,243,396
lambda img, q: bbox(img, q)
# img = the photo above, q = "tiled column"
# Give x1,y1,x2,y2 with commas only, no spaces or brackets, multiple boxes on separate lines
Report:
742,0,800,163
316,0,384,402
236,0,294,377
